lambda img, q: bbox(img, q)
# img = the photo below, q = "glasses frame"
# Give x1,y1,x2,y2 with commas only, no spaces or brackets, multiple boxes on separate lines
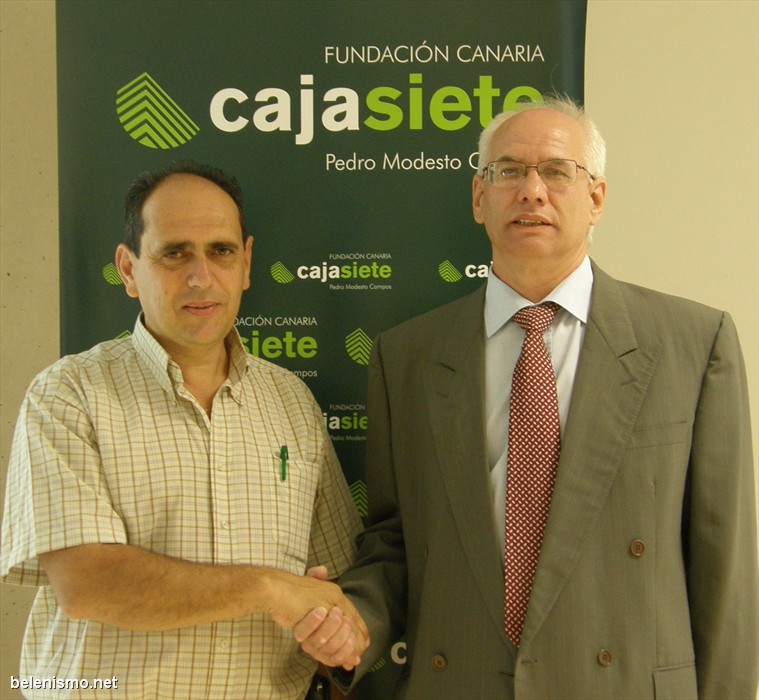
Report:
481,159,597,188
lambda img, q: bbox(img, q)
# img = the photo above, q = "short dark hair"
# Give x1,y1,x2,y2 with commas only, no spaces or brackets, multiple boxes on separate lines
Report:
123,161,246,256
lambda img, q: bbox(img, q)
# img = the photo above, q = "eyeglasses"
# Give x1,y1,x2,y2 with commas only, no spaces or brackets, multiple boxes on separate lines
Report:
482,159,596,189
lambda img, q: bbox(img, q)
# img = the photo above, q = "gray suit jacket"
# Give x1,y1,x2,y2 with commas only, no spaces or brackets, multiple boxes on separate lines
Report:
339,262,758,699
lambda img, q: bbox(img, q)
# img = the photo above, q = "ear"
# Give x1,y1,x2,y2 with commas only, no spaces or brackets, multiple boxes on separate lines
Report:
472,174,486,225
115,244,140,299
242,235,254,291
589,177,607,226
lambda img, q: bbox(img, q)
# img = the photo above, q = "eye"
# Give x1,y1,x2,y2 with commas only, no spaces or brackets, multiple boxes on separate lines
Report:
491,167,523,184
498,164,523,179
540,160,574,182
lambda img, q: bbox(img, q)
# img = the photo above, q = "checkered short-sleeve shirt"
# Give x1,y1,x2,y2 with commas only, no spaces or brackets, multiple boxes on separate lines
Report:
1,319,362,699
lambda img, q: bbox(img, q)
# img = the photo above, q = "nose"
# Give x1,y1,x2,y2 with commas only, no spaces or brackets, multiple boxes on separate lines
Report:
517,167,547,202
187,256,213,289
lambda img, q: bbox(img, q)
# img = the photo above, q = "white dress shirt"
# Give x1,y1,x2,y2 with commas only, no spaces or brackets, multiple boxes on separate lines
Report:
484,256,594,554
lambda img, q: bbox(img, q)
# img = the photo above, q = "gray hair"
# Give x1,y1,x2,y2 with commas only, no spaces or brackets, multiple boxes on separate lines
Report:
476,95,607,178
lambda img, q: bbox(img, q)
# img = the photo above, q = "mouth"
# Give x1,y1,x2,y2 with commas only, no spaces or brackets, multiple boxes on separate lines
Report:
514,217,551,227
184,301,220,316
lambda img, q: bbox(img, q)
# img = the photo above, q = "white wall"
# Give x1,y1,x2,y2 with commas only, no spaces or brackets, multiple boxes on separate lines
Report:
1,3,59,696
1,1,757,697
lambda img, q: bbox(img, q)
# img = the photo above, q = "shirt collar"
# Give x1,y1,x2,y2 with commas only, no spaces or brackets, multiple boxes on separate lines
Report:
131,315,249,397
484,255,594,338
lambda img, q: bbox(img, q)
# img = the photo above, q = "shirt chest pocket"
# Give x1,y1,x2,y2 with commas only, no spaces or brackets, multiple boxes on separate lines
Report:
265,455,321,574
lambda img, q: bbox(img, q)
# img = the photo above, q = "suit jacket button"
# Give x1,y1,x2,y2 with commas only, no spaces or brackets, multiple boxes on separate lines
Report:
597,649,613,667
630,539,646,557
431,655,447,671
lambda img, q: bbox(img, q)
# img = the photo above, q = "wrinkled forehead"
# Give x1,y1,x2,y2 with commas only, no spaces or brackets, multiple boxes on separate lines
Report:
488,109,587,163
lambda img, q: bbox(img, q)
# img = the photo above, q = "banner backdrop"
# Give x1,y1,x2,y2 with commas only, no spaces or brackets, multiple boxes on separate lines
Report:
57,1,585,692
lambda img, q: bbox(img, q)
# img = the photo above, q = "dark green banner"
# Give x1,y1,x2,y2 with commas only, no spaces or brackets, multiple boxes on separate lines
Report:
57,1,585,691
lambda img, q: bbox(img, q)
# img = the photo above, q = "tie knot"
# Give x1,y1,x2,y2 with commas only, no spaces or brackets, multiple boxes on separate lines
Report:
512,303,559,334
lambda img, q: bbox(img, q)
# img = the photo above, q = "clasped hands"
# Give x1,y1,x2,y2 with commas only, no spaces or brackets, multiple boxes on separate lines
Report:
273,565,369,671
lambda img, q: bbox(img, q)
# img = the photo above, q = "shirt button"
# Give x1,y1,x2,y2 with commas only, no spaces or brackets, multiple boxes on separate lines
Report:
597,649,613,667
220,520,230,530
431,655,447,671
629,539,646,557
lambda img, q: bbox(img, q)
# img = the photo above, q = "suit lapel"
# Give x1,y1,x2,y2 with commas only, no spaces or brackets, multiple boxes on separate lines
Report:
520,262,662,646
422,287,511,643
419,265,662,649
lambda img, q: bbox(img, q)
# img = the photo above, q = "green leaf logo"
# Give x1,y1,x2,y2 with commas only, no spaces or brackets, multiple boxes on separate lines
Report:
438,260,463,283
116,72,199,149
102,262,123,285
345,328,372,366
270,261,295,284
349,480,368,518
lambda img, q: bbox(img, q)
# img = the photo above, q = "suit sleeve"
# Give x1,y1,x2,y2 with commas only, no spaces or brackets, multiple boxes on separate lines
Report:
685,311,758,699
336,333,408,683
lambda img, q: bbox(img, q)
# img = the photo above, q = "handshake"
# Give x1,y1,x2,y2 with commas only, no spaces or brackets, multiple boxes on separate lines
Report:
269,565,369,671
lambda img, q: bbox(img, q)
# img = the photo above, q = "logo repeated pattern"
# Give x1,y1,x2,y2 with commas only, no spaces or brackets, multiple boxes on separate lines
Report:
270,261,295,284
438,259,463,282
116,73,199,149
349,480,368,517
345,328,373,366
102,263,123,286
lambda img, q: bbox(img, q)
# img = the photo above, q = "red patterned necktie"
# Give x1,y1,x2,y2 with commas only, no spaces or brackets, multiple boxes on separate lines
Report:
504,302,561,646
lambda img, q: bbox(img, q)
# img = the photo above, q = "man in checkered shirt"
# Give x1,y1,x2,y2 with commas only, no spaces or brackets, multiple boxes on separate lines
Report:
1,161,368,699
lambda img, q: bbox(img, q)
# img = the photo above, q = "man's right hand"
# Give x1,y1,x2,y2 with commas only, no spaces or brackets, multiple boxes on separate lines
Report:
282,567,369,671
293,605,368,671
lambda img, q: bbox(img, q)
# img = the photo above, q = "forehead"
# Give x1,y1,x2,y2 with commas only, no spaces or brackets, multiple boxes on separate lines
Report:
141,174,241,240
488,109,587,162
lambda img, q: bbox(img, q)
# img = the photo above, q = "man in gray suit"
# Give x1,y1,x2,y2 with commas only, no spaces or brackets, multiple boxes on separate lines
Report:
296,96,758,699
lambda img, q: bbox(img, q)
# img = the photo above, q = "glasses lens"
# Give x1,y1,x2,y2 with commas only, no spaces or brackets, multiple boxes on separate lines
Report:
488,161,525,186
537,160,577,186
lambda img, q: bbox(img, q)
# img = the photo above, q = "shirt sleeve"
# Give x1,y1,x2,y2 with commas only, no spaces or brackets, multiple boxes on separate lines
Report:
1,364,127,586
